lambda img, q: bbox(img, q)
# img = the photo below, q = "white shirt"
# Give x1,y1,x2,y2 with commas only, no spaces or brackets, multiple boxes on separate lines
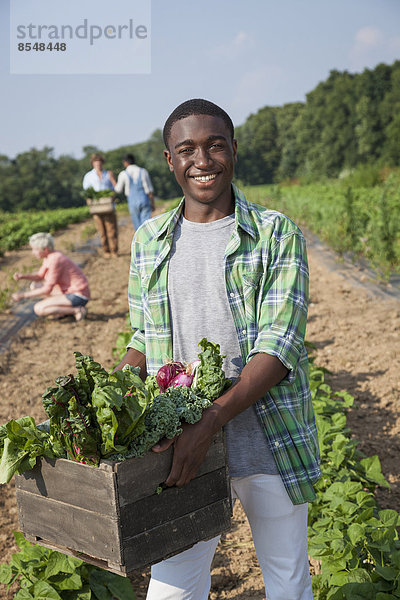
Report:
82,169,114,191
114,164,154,196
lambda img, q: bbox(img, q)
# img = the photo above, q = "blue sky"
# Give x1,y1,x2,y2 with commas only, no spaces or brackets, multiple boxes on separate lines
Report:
1,0,399,159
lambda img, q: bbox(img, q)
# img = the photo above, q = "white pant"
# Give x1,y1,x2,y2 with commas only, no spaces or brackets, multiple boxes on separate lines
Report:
146,474,313,600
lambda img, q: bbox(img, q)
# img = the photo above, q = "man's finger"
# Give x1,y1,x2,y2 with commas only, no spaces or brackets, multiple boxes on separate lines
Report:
152,436,176,453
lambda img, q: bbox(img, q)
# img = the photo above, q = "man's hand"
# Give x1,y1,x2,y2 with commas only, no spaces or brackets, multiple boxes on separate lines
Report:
108,171,117,187
148,192,155,211
13,272,23,281
152,419,214,487
152,353,288,487
112,347,147,379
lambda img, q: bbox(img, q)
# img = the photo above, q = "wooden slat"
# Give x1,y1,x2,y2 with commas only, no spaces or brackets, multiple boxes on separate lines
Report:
119,467,229,538
113,433,227,506
16,489,122,563
123,498,233,573
23,535,129,577
15,456,117,515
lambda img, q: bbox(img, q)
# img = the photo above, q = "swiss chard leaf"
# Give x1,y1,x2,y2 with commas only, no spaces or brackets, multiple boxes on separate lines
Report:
194,338,231,401
0,418,55,484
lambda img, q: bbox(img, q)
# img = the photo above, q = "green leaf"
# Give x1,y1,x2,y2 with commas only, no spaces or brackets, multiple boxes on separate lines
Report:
0,438,29,483
359,456,390,488
390,549,400,569
14,589,34,600
50,572,83,591
89,579,110,600
378,509,400,527
331,538,346,555
347,523,366,546
31,580,63,599
346,568,372,583
330,570,351,586
104,574,135,599
339,582,376,599
374,563,399,581
0,563,13,584
376,594,397,600
89,569,135,600
13,531,32,550
63,584,92,600
44,552,76,579
343,481,363,497
355,507,374,523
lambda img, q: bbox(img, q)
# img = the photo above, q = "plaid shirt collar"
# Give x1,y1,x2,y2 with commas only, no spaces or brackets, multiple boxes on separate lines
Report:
153,184,258,242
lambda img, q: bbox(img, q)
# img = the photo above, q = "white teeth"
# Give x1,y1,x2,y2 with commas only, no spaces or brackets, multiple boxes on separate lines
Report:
193,174,217,182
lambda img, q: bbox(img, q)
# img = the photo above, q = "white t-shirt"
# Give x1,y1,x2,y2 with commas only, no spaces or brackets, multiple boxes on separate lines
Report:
114,165,153,196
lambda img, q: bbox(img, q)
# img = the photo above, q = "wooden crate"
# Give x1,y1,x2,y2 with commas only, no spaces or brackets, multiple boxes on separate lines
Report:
15,433,232,576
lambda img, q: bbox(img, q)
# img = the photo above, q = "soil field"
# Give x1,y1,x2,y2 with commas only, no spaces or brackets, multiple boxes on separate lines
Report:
0,214,399,599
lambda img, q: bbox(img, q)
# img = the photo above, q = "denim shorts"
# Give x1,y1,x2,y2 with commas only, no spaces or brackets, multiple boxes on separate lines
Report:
66,294,89,307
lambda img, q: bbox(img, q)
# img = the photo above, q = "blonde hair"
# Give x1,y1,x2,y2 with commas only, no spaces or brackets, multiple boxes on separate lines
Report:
29,232,55,251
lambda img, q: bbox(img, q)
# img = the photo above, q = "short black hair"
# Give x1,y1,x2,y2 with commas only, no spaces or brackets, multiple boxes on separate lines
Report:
124,153,135,164
163,99,234,149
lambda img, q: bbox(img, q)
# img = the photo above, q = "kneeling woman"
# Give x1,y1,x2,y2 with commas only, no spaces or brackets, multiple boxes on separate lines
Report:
12,232,90,321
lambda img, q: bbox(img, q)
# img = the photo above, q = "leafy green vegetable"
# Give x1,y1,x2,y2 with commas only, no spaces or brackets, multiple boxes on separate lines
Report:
307,357,400,599
0,532,135,599
0,339,229,477
42,370,101,466
109,340,230,460
40,354,149,465
83,187,115,200
91,365,148,456
194,338,231,401
0,417,58,484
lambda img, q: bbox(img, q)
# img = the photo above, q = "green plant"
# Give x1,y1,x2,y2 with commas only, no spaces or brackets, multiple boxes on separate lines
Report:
244,176,400,277
83,188,115,200
80,223,98,241
308,360,400,599
0,531,135,599
0,207,90,255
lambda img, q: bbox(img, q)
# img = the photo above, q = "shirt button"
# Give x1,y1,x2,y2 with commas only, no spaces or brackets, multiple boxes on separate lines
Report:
274,441,280,447
230,292,235,298
242,329,246,335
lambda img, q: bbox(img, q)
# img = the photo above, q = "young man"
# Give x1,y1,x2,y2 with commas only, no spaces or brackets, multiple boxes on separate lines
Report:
116,99,320,600
113,153,155,231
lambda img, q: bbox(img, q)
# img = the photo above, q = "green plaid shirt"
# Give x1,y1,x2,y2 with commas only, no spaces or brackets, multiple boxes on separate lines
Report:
128,185,321,504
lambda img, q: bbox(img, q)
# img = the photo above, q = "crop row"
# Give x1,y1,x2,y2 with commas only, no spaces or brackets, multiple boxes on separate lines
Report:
308,355,400,599
242,173,400,278
0,207,90,256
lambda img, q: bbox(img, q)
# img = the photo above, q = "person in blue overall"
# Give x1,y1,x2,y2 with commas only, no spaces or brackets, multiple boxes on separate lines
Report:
114,153,155,231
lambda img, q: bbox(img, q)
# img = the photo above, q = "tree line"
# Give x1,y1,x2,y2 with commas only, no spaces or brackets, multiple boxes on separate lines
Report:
1,60,399,212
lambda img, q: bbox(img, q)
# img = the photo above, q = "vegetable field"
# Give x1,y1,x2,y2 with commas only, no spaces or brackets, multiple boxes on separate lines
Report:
241,171,400,278
0,207,91,256
0,202,399,599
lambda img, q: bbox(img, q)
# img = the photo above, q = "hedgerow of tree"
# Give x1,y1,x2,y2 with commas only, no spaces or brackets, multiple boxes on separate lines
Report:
0,60,399,212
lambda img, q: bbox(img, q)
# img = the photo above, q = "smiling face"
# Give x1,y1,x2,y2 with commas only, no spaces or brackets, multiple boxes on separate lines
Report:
164,114,237,221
